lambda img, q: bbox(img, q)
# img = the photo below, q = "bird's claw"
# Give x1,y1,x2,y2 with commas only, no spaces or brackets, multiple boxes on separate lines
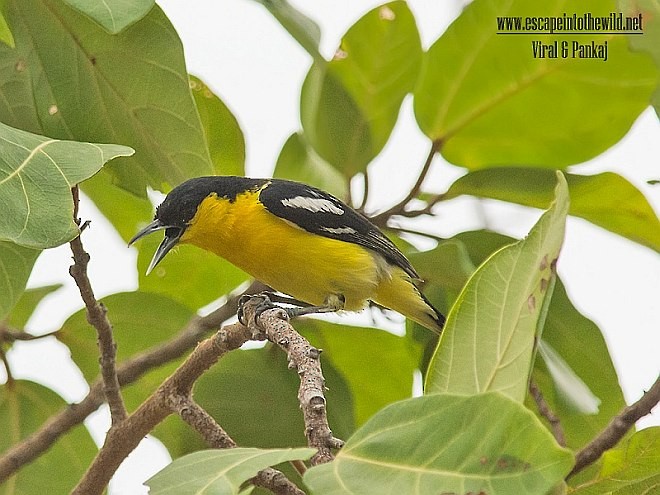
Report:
237,293,278,326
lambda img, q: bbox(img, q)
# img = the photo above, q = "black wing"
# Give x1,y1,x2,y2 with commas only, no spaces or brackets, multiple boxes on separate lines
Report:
260,179,419,279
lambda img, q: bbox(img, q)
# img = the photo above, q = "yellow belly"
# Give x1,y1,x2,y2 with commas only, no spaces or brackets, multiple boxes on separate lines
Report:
179,191,384,310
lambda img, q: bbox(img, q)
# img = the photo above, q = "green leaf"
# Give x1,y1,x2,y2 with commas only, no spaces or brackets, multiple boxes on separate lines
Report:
0,380,97,494
146,447,315,495
57,292,193,407
274,132,348,200
190,75,246,177
62,0,154,34
297,319,420,426
5,283,61,329
251,0,322,63
0,11,14,48
444,168,660,252
301,65,372,178
425,172,569,401
0,241,40,321
137,235,249,311
0,122,133,248
304,392,574,495
446,232,626,456
301,1,422,176
531,280,626,452
154,346,354,457
620,0,660,68
408,238,476,293
414,0,657,168
0,0,213,195
570,427,660,495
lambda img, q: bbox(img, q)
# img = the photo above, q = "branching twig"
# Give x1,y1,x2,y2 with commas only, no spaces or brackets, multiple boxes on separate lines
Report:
173,396,305,495
69,186,127,425
0,281,266,482
568,375,660,478
371,140,441,226
529,379,566,447
242,299,344,465
0,327,59,342
71,322,254,494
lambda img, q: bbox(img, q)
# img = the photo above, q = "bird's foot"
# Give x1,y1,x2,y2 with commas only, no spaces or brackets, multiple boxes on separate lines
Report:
237,293,280,326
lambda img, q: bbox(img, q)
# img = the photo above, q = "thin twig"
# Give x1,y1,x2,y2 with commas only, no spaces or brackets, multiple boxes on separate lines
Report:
173,396,305,495
242,298,344,465
69,186,127,425
0,281,266,482
568,374,660,478
0,328,59,342
387,225,446,242
371,139,441,226
529,379,566,447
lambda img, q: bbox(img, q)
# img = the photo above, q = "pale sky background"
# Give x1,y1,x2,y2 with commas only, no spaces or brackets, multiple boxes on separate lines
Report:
2,1,659,493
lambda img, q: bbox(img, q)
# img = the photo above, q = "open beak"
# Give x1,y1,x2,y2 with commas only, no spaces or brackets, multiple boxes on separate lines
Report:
129,220,184,275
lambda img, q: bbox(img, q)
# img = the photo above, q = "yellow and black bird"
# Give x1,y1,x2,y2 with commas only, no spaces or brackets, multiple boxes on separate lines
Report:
129,176,444,333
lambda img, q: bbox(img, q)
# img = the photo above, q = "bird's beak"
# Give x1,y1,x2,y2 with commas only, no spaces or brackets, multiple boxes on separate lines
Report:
129,220,184,275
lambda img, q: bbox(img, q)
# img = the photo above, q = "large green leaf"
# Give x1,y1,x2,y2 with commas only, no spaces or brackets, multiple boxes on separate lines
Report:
190,75,245,177
274,132,348,200
5,283,61,330
146,447,315,495
296,319,420,426
137,235,249,311
425,173,569,401
62,0,154,34
57,291,194,407
0,380,97,494
0,122,133,248
301,1,422,176
155,345,354,458
0,242,40,321
0,0,213,195
449,231,626,455
570,427,660,494
304,392,574,495
444,168,660,252
414,0,657,168
251,0,322,63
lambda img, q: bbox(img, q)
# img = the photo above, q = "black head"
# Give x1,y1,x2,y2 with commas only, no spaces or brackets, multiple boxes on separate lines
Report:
128,176,267,273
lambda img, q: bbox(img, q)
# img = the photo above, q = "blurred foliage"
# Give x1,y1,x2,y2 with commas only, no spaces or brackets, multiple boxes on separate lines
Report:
0,0,657,492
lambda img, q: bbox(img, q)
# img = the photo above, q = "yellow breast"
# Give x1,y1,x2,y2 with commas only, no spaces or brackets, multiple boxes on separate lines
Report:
179,190,386,310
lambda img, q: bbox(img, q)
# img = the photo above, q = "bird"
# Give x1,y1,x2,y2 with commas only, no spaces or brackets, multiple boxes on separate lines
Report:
129,176,445,333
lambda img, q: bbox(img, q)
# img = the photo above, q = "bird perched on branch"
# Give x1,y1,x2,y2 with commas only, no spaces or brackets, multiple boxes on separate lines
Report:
129,176,444,333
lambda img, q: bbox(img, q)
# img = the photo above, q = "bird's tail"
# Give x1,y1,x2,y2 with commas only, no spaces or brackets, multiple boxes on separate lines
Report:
372,268,445,333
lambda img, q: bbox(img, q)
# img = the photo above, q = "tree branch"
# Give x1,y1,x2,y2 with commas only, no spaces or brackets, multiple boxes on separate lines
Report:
0,281,267,482
568,374,660,478
69,186,127,425
72,322,254,494
529,379,566,447
371,140,441,226
242,298,344,465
